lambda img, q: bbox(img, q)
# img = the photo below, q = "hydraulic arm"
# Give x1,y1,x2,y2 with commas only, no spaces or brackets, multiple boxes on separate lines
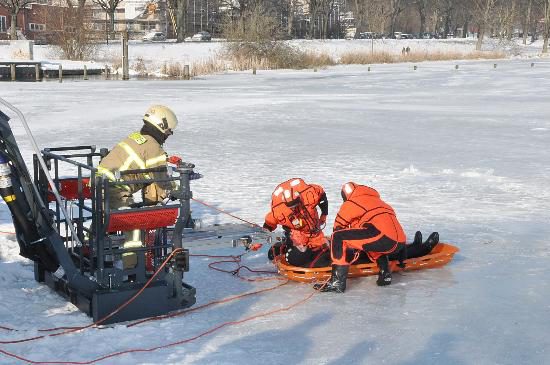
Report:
0,106,98,296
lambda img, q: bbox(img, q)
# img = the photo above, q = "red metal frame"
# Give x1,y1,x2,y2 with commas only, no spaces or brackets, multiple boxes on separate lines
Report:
47,177,92,201
106,207,179,232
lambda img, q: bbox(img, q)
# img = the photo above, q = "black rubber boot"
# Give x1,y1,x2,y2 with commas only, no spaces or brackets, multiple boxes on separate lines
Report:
376,256,392,286
413,231,422,245
314,265,349,293
396,244,407,269
423,232,439,252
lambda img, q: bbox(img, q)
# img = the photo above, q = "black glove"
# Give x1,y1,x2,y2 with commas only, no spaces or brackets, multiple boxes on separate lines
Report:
169,190,182,201
318,192,328,216
268,242,286,261
396,244,407,269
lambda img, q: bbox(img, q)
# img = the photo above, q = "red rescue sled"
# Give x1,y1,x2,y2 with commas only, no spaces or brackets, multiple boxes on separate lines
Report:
275,243,459,283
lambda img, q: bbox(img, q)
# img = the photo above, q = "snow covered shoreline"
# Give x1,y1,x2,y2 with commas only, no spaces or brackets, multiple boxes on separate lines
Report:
1,38,548,76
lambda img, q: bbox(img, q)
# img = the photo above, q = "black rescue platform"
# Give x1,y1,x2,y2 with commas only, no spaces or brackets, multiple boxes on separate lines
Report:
0,107,196,324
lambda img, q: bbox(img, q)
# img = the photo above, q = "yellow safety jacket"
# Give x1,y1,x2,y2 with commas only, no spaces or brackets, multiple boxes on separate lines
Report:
97,132,173,203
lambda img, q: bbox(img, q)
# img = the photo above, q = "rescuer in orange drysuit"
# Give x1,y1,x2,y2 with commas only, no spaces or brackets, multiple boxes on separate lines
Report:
263,178,329,267
316,182,407,293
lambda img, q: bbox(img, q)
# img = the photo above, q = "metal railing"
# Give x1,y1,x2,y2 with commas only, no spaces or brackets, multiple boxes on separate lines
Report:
34,146,197,288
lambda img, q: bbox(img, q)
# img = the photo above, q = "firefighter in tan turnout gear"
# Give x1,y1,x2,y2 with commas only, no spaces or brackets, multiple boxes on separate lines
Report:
98,105,179,269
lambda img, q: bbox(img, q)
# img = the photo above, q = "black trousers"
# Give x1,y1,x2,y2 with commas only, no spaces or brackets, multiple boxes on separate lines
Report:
286,243,433,268
330,227,402,265
285,246,332,268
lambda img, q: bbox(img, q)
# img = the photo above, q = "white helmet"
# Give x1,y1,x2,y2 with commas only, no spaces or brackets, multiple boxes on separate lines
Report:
143,105,178,136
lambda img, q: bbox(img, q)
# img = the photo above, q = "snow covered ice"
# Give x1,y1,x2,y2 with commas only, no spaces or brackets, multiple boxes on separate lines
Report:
1,58,550,364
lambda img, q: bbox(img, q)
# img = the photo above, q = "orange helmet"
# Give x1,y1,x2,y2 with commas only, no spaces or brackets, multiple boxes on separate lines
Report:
341,181,358,201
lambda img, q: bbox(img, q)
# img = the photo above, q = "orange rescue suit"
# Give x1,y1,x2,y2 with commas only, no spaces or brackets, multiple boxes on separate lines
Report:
264,178,327,250
332,183,406,263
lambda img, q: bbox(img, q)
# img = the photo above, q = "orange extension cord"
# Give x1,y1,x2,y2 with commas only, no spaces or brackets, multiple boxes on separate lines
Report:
0,250,315,364
0,199,319,364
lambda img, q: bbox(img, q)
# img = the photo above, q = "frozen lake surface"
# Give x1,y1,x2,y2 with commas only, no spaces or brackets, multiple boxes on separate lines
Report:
0,59,550,364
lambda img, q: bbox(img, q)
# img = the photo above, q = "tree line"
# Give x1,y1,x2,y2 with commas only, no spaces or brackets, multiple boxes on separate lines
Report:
1,0,549,57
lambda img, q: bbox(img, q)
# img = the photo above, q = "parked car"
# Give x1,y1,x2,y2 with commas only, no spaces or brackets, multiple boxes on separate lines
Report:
359,32,376,39
191,31,211,42
143,31,166,42
421,32,440,39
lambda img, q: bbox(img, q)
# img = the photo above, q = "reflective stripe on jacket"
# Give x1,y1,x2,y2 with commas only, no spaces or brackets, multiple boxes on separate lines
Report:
97,132,171,198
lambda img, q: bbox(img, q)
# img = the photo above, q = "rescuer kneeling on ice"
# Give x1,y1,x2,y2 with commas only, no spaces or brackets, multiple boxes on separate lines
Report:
263,178,329,267
316,182,407,293
97,105,179,269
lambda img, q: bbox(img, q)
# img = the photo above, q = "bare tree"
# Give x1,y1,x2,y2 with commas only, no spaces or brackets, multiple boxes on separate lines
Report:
175,0,187,42
222,1,282,41
352,0,371,37
286,0,294,37
66,0,88,34
493,0,518,39
520,0,533,44
389,0,405,34
305,0,322,37
0,0,34,39
471,0,496,50
48,1,97,60
366,0,392,34
298,0,340,38
92,0,124,40
454,0,473,37
543,0,550,52
435,0,456,38
153,0,550,45
320,0,335,38
413,0,430,34
219,0,262,37
285,0,306,38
